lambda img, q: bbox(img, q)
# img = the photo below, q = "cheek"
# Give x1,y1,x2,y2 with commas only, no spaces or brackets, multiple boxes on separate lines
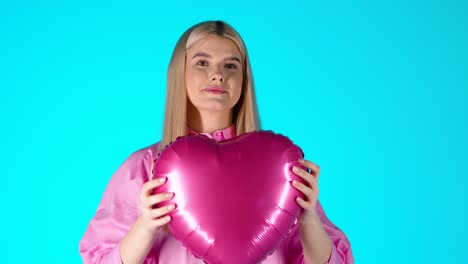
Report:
185,68,194,82
232,74,243,96
185,69,202,91
228,75,243,106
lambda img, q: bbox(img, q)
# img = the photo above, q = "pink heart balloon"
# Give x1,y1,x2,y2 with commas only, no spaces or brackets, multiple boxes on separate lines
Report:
153,130,306,263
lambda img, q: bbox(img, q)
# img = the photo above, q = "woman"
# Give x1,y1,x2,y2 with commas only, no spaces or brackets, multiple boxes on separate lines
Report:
79,20,354,264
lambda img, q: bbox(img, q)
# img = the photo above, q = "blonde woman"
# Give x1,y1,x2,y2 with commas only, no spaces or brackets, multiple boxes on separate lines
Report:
79,20,354,264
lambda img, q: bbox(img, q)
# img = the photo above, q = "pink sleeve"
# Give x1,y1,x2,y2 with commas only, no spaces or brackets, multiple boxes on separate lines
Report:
283,200,354,264
79,147,155,264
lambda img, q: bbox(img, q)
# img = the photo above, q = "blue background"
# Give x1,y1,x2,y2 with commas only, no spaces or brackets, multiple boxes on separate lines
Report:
1,0,467,263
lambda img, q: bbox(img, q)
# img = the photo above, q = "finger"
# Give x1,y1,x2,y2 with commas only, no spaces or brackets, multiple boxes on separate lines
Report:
144,192,174,208
296,197,311,209
292,166,314,184
292,169,319,194
298,159,320,177
292,180,314,198
141,177,167,200
310,179,319,194
150,204,176,219
152,215,172,227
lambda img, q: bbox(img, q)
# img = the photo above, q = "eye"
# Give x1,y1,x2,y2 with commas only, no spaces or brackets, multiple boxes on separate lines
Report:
225,63,238,69
196,60,208,66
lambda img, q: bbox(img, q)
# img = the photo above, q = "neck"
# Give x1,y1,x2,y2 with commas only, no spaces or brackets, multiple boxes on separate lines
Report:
187,105,233,134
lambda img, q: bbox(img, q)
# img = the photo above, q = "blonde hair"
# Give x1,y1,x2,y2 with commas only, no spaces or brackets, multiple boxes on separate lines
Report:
158,20,261,153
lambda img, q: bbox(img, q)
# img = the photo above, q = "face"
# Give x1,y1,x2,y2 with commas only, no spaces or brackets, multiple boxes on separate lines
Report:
185,35,243,114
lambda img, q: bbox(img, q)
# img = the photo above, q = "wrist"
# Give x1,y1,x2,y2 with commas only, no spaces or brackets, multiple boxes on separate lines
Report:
135,215,159,238
299,210,321,226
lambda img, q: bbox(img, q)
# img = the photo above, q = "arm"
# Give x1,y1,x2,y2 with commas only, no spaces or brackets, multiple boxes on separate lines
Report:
79,148,156,264
284,201,353,264
289,159,354,264
314,201,353,264
299,206,333,263
120,177,174,264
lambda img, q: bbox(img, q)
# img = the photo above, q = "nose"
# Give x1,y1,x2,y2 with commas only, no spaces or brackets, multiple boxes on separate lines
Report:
210,71,224,82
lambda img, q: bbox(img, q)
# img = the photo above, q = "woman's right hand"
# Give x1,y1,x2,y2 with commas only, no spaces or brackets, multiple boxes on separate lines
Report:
138,177,176,233
120,177,176,263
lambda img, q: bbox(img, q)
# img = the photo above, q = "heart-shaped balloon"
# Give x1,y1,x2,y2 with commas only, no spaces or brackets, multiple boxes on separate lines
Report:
153,130,306,264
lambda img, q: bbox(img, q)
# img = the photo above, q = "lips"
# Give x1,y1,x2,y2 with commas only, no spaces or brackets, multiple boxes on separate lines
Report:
204,86,227,94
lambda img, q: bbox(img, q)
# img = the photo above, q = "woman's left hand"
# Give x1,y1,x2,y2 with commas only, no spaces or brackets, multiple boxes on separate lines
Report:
292,158,321,224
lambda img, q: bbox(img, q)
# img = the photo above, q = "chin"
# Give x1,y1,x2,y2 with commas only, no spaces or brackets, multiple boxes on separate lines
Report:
194,100,235,112
199,106,231,112
193,103,231,112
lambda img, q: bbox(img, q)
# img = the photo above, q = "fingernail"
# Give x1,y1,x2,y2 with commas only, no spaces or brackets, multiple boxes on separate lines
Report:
159,177,166,183
298,159,305,163
293,166,299,172
165,193,174,198
168,204,175,210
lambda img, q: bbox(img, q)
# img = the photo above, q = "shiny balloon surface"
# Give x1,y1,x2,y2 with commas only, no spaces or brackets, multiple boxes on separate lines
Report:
154,130,306,264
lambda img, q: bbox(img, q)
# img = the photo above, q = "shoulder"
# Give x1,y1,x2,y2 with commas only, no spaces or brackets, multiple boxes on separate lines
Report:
127,142,160,167
110,141,161,184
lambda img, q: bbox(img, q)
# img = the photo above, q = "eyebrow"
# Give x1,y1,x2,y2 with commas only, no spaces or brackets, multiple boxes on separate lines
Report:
192,52,241,63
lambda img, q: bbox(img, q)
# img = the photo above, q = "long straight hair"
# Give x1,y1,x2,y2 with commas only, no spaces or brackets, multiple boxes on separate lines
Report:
158,20,261,153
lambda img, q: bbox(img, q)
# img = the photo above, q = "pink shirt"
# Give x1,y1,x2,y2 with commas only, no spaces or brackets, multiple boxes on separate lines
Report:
79,125,354,263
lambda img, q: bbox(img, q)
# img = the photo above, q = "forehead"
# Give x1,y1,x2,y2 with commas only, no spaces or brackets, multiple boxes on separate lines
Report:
186,35,242,58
